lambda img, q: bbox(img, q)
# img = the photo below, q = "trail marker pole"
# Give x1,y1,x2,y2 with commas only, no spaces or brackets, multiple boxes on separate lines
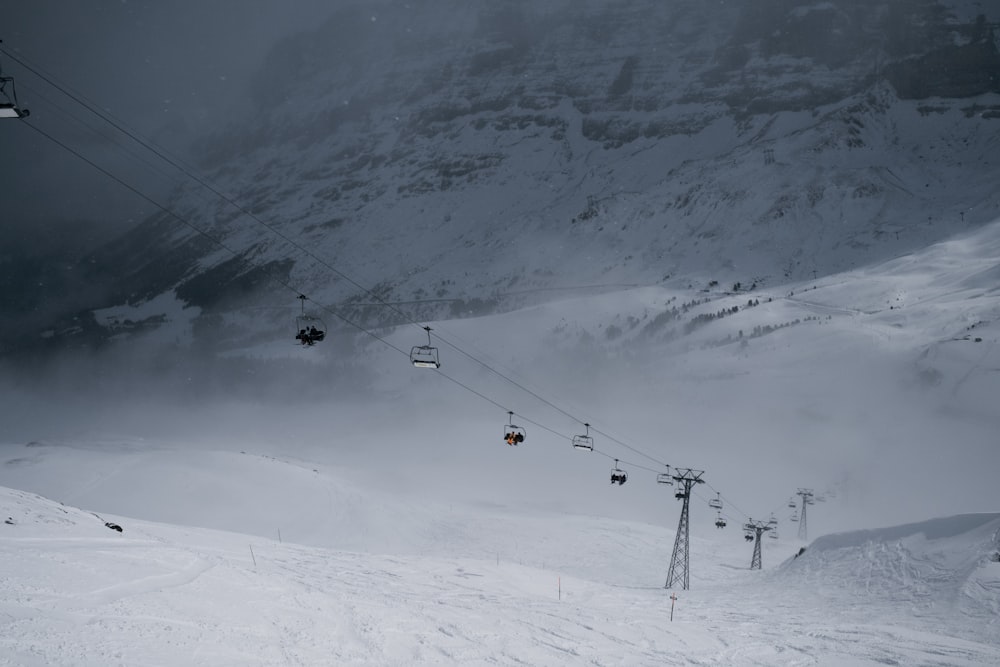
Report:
249,544,257,567
558,576,561,601
670,592,678,621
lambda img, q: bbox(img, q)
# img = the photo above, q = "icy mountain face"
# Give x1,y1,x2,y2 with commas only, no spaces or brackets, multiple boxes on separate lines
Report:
9,0,1000,354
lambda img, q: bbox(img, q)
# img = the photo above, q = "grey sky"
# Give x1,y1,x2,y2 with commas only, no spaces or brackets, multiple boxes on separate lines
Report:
1,0,335,248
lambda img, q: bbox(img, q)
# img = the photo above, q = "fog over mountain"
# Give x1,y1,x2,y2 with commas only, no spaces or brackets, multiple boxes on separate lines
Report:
2,0,998,353
1,1,999,536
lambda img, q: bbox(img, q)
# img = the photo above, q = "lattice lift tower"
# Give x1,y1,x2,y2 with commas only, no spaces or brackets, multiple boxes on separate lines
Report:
744,519,773,570
796,488,815,541
664,468,705,590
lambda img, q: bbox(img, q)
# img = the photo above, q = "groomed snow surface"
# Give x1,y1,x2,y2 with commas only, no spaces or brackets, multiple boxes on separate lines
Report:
1,447,997,667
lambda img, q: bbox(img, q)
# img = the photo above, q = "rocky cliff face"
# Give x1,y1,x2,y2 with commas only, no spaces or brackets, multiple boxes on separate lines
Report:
7,0,1000,356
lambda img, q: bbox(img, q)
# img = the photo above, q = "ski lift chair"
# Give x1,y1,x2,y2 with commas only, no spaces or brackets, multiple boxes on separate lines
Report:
790,511,799,522
503,411,526,446
768,529,779,539
610,459,627,485
0,73,29,119
410,326,440,368
744,531,754,542
675,487,687,500
657,466,674,485
708,492,723,510
571,423,594,451
715,513,727,529
294,295,327,346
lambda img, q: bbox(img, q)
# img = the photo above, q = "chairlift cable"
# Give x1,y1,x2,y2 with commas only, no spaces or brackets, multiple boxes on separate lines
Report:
4,45,672,472
6,42,675,475
29,107,766,519
32,109,681,488
0,43,433,337
12,82,190,187
7,42,753,508
18,120,410,360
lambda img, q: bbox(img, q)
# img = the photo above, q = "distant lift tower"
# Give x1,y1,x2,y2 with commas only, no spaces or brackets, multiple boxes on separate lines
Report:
744,519,773,570
664,468,705,590
796,488,815,541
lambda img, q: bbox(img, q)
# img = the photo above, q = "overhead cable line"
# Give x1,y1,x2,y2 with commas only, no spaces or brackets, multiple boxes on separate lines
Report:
17,120,409,359
7,42,698,496
0,43,430,336
3,44,674,470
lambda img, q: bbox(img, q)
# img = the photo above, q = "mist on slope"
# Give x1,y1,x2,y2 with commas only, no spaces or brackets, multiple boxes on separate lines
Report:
2,0,998,547
2,252,997,544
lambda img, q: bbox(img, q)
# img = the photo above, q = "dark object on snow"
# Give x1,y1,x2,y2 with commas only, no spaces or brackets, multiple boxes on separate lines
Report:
794,546,807,559
991,551,1000,563
4,517,13,525
105,522,123,532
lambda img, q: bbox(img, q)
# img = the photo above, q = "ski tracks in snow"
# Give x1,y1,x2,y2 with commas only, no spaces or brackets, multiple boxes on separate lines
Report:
3,486,1000,665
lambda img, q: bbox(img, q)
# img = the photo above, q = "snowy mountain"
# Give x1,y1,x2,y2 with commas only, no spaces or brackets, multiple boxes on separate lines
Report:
2,4,998,663
4,0,1000,356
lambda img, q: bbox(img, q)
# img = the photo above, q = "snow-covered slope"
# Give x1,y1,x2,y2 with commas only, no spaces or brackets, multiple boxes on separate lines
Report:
776,514,1000,644
2,479,998,666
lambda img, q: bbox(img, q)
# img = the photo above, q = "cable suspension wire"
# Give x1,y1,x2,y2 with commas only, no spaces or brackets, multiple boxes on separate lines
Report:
5,47,627,403
5,43,677,474
17,82,196,190
6,43,774,520
11,106,580,451
0,43,433,333
18,120,409,359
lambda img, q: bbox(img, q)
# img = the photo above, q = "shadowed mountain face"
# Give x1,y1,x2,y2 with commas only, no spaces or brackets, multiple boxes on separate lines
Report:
3,0,999,356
